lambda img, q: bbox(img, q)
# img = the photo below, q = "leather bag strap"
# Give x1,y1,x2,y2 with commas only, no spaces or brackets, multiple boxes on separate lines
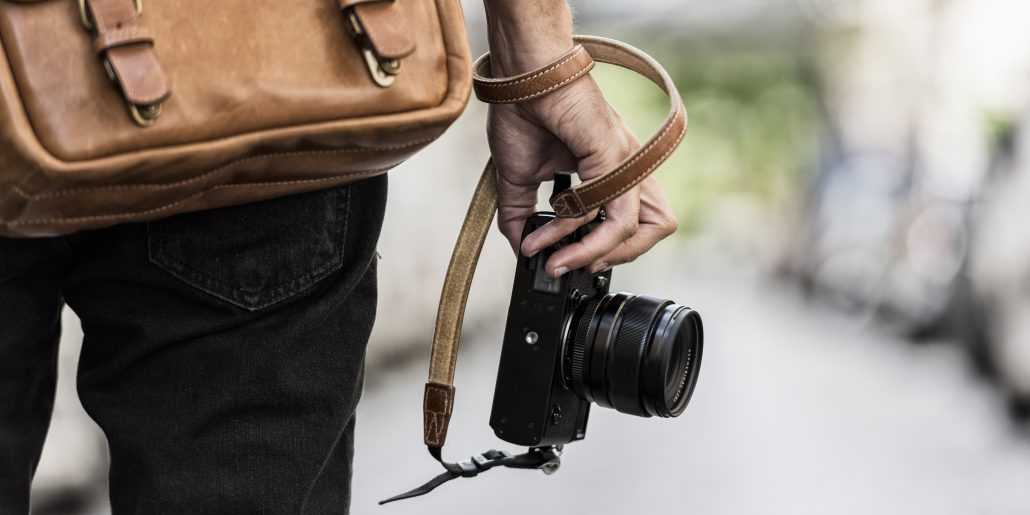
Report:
339,0,415,59
422,35,687,450
84,0,170,107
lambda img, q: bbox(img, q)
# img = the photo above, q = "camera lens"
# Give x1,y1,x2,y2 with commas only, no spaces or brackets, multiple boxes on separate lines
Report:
565,293,703,418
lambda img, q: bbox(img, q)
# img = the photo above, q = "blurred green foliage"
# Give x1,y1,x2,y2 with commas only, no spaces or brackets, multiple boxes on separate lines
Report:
592,42,821,232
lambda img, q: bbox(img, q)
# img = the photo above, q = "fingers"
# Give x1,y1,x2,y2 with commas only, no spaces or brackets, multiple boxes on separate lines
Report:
520,209,598,257
489,74,675,270
540,190,641,277
587,177,678,272
518,105,641,271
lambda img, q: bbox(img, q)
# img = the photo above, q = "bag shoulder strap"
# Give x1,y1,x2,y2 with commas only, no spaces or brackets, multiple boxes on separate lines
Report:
423,35,687,450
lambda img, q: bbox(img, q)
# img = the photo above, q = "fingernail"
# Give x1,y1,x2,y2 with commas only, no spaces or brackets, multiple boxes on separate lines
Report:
590,262,610,274
553,266,568,278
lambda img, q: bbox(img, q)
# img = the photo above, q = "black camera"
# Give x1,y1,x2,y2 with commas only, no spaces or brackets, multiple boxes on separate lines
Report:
490,209,704,448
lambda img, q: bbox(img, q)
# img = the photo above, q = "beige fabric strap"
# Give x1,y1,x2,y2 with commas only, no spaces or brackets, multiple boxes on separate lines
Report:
424,161,497,447
423,36,686,448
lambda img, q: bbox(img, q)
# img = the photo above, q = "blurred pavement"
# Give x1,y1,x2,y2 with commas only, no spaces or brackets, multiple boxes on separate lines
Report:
353,243,1030,515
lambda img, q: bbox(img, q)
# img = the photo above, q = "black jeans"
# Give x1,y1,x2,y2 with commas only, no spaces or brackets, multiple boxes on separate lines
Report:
0,175,387,514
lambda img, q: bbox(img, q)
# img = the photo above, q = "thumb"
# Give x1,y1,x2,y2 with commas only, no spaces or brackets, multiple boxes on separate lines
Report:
495,172,541,255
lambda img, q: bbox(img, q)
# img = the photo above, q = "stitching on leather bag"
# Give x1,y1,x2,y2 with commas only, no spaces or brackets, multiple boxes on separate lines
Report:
13,137,435,201
476,46,584,88
6,166,390,226
3,0,464,227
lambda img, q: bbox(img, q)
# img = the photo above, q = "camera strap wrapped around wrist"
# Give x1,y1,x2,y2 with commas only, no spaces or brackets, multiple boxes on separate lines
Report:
381,35,687,504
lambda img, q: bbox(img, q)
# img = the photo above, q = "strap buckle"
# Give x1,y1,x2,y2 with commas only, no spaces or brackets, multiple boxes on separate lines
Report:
344,11,400,88
455,450,513,477
380,446,565,505
78,0,163,127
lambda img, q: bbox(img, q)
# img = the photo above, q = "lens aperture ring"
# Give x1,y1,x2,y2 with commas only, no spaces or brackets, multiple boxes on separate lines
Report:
568,297,602,401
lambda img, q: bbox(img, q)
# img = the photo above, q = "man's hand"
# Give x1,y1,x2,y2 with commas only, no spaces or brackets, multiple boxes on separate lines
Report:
484,0,679,278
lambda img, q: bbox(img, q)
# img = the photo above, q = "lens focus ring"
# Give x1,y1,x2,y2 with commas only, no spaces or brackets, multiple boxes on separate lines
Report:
608,296,661,414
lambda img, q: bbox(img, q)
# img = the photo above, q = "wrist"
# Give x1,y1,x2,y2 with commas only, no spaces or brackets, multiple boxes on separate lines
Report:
484,0,575,76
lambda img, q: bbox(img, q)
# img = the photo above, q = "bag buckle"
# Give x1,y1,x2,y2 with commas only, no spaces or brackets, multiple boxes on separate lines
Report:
344,11,400,88
78,0,142,31
79,0,161,127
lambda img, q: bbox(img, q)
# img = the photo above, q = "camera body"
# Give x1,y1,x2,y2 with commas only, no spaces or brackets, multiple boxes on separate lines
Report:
490,212,606,447
491,198,704,449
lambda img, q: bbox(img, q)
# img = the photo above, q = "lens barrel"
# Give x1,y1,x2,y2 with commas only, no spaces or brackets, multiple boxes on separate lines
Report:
565,293,703,418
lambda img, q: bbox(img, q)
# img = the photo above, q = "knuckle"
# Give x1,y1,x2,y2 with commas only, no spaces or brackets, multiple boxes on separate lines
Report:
618,218,640,238
657,213,678,236
604,250,637,267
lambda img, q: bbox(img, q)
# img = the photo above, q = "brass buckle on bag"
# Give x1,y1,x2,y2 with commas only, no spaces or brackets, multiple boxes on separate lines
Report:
345,11,400,88
80,0,159,127
100,60,159,126
126,102,161,126
78,0,142,31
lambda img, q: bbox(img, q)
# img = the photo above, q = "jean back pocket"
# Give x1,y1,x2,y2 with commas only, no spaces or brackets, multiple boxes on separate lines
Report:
147,186,350,311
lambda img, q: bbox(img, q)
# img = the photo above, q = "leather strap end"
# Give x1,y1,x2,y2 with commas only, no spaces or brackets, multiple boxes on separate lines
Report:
86,0,170,107
105,47,171,105
550,189,587,218
423,382,455,448
346,0,416,59
472,44,594,104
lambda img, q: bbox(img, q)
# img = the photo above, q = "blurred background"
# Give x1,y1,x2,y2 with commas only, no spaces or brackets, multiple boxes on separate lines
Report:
30,0,1030,513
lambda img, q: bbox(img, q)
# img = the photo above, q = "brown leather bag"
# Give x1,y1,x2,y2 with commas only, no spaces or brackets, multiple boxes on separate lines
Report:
0,0,471,237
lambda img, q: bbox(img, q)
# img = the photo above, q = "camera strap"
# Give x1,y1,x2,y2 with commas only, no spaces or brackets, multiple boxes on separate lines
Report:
381,35,687,504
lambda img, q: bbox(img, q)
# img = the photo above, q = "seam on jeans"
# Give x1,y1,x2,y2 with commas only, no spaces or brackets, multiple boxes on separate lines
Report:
300,413,356,513
147,186,352,311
